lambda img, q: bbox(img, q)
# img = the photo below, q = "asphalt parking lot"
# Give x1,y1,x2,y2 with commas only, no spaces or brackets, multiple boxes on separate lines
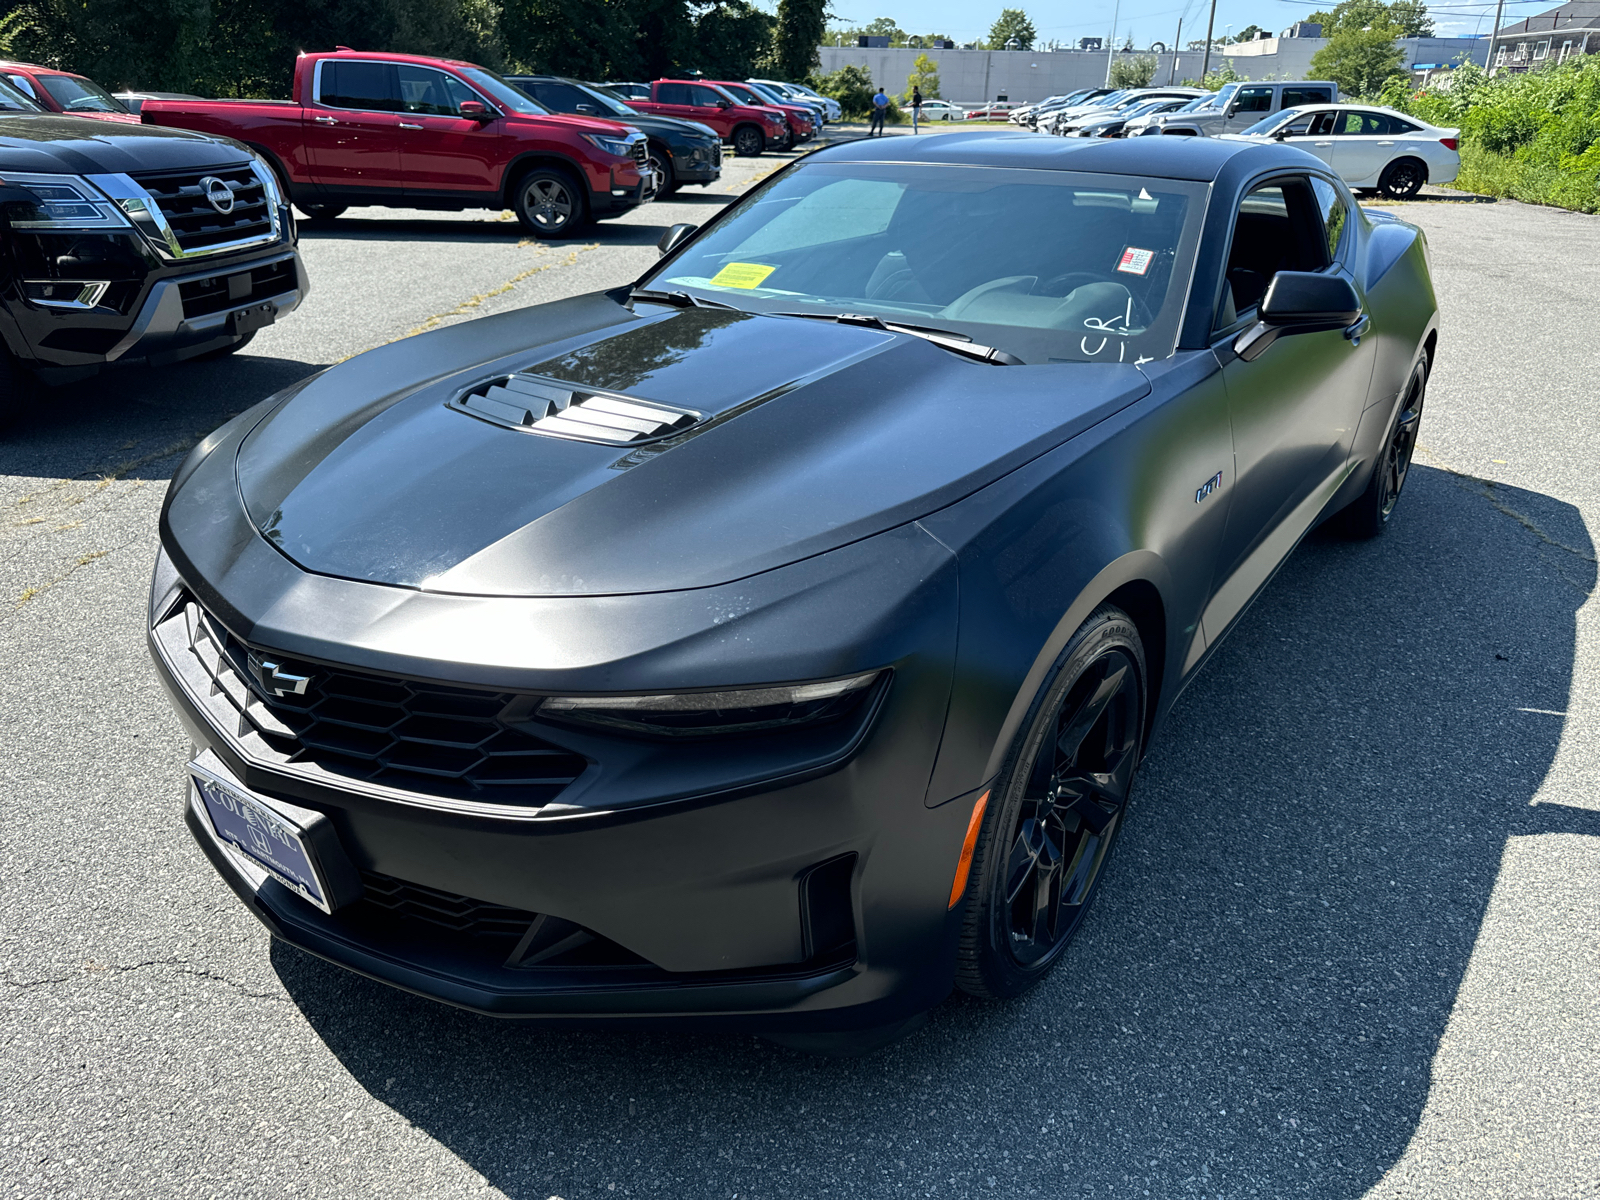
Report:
2,144,1597,1200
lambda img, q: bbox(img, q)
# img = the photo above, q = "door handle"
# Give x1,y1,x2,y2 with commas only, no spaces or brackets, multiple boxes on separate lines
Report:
313,116,337,125
1377,140,1394,146
1345,313,1371,345
1314,140,1333,146
399,122,422,129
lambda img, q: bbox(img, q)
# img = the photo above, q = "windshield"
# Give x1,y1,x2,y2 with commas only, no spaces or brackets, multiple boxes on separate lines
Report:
572,81,636,117
1175,94,1213,113
1116,99,1172,121
646,162,1204,366
719,83,769,107
743,82,787,106
458,67,548,114
38,74,129,114
1241,108,1300,136
0,76,41,112
1213,83,1240,109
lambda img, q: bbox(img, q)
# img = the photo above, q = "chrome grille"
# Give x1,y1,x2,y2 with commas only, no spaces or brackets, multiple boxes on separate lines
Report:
160,598,588,808
630,137,648,168
451,372,700,445
131,165,274,254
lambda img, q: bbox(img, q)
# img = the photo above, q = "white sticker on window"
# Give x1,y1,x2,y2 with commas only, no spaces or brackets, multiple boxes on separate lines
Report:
1117,247,1154,276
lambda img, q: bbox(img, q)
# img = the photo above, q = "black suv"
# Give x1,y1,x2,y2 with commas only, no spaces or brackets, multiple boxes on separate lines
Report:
504,76,722,197
0,80,307,422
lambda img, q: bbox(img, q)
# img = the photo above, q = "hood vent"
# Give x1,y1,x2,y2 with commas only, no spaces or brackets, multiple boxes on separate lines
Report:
450,372,700,445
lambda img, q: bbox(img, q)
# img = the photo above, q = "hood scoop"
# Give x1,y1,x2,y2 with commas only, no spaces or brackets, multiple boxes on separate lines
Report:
451,372,701,445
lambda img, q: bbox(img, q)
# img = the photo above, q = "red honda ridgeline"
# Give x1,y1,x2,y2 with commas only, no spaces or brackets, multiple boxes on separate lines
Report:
142,50,655,237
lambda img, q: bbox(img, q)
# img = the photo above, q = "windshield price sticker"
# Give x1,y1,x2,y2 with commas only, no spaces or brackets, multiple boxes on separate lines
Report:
1117,247,1155,276
710,262,777,289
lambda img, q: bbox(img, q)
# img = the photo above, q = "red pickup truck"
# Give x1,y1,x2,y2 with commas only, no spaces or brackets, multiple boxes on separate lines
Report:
629,80,790,158
141,50,654,238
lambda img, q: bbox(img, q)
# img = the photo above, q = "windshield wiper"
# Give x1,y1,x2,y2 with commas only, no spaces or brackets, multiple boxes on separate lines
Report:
628,287,737,311
771,311,1024,366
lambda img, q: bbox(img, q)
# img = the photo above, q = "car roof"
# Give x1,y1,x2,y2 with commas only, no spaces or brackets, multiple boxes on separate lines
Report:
304,49,483,69
814,129,1287,181
0,61,86,80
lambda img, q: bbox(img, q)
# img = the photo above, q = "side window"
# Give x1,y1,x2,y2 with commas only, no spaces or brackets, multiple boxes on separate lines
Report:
1282,87,1332,108
1310,177,1349,263
690,86,725,108
1308,111,1339,136
1217,180,1324,329
318,61,397,111
655,83,691,105
1280,113,1316,136
1339,111,1388,135
1390,117,1420,133
1233,85,1273,114
395,66,480,116
533,82,594,112
8,74,37,98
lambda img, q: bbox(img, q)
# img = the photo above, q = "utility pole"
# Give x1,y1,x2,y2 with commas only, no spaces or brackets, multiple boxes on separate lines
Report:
1485,0,1506,73
1169,17,1182,83
1105,0,1121,84
1200,0,1219,80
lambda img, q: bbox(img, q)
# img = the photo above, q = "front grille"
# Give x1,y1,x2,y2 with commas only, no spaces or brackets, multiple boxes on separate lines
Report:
630,137,648,169
132,165,274,253
164,597,588,808
178,257,297,319
361,871,538,942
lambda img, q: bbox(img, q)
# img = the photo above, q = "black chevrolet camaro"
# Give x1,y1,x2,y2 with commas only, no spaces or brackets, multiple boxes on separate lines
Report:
150,133,1436,1046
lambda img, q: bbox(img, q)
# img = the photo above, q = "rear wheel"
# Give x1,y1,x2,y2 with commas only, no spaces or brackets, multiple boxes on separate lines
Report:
732,125,765,157
1377,158,1427,199
956,605,1146,1000
512,167,587,238
1337,356,1428,538
295,203,346,223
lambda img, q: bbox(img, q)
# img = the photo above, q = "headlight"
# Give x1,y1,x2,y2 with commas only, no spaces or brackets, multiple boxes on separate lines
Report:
2,173,130,230
583,133,636,158
538,671,883,737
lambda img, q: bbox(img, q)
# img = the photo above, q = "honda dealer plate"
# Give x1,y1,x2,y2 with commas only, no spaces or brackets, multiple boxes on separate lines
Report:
190,760,332,912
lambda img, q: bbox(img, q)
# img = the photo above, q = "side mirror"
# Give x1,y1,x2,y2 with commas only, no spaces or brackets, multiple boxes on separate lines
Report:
657,222,698,256
716,98,732,109
1234,271,1362,361
458,100,492,120
575,103,596,114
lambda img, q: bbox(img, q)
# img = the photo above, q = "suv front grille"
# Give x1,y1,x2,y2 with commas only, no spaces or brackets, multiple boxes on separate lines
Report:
161,598,588,808
132,165,274,254
630,138,648,168
178,257,298,319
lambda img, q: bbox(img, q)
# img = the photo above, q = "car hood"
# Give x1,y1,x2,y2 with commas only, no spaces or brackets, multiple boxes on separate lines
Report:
235,295,1150,597
614,111,718,140
0,113,251,173
508,112,638,138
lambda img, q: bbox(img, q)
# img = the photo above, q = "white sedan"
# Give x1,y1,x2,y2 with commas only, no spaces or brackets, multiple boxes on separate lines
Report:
916,99,965,122
1222,104,1460,199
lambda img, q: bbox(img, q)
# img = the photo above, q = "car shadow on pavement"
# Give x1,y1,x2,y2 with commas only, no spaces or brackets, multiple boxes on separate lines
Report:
0,355,318,486
272,460,1596,1199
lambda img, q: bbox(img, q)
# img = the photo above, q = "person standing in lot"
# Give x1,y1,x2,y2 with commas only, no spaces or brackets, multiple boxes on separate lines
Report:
870,87,888,136
911,87,922,134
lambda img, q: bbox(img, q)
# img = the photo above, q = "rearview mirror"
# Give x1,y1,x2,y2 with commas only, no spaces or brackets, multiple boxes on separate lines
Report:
458,100,492,120
657,222,698,256
1234,271,1362,361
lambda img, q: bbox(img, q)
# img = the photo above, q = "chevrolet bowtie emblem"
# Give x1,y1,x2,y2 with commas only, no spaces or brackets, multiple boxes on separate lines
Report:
248,653,313,697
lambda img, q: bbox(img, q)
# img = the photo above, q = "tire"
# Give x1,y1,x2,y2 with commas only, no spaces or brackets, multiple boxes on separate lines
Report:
732,125,765,157
1377,158,1427,200
780,127,796,151
955,604,1147,1000
0,347,31,432
645,143,677,198
295,203,346,223
511,167,587,238
196,331,256,360
1336,355,1428,538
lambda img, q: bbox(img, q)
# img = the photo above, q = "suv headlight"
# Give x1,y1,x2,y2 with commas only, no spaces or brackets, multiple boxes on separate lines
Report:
583,133,636,158
538,671,883,737
1,173,130,230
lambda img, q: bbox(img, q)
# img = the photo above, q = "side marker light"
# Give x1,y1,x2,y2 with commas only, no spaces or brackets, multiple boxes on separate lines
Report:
948,790,991,909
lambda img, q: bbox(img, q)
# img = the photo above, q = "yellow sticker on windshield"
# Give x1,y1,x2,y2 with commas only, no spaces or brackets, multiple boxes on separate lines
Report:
710,262,777,289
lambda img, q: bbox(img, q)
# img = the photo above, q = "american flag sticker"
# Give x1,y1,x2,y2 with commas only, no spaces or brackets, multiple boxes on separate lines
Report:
1117,247,1154,276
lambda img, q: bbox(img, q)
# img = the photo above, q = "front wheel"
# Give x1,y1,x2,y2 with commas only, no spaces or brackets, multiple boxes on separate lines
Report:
1378,158,1427,199
732,126,765,157
645,145,677,198
1336,355,1428,538
955,605,1146,1000
513,168,587,238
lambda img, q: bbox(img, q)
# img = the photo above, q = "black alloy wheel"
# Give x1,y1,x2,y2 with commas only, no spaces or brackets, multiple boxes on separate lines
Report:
1338,355,1428,538
956,605,1146,999
1378,158,1427,200
514,168,585,238
645,144,677,197
733,125,765,157
295,203,346,223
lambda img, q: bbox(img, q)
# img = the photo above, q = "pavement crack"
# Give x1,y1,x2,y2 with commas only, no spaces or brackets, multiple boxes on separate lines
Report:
2,957,287,1002
10,531,144,612
387,242,600,345
1418,448,1596,572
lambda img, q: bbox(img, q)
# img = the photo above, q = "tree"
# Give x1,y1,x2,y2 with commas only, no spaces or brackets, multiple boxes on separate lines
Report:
1109,54,1157,88
690,0,776,79
1310,21,1407,96
863,16,907,41
1307,0,1433,38
811,62,875,117
987,8,1036,50
1231,23,1267,42
903,51,940,101
772,0,825,79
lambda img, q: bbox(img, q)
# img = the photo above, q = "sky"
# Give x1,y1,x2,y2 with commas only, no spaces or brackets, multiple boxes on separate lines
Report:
749,0,1559,46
